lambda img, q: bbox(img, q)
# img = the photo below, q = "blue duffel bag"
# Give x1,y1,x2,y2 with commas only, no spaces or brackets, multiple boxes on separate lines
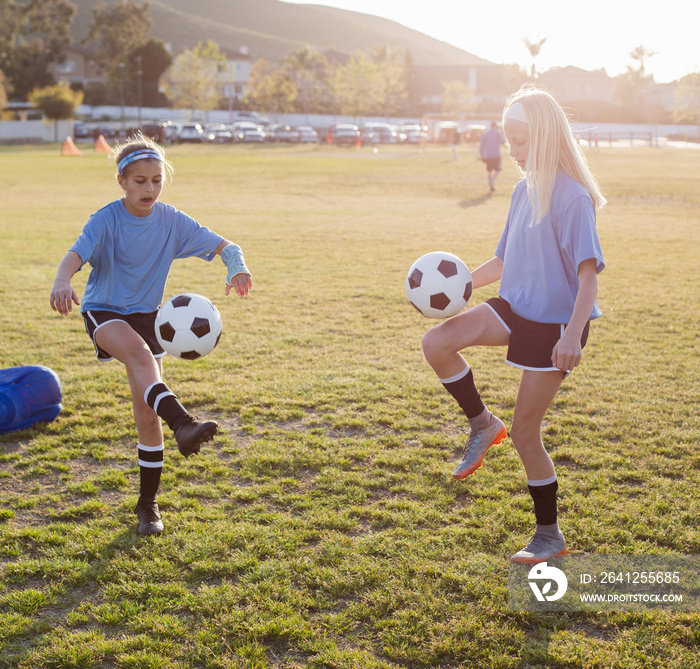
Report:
0,365,63,434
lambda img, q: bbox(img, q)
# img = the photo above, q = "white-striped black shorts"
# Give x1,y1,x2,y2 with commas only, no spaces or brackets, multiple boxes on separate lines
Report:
82,310,166,362
485,297,589,372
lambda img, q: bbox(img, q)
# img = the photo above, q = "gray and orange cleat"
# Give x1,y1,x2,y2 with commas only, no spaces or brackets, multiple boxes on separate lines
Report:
452,419,507,479
510,533,567,564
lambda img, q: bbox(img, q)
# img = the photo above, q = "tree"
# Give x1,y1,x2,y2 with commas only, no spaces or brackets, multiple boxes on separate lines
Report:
245,59,297,113
246,44,416,117
280,46,330,114
83,0,151,104
129,39,172,107
0,0,22,95
161,40,225,116
83,0,151,73
0,70,8,116
0,0,76,100
629,44,657,80
522,35,547,78
370,45,411,116
0,0,21,53
29,81,83,140
441,80,476,115
614,45,657,122
673,73,700,126
331,51,384,117
506,63,530,91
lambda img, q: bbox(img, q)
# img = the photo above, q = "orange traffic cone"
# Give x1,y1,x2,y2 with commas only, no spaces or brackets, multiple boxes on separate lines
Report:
61,136,82,156
94,134,111,153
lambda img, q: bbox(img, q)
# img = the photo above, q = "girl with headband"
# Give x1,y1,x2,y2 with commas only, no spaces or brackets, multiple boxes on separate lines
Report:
49,132,252,536
421,84,606,564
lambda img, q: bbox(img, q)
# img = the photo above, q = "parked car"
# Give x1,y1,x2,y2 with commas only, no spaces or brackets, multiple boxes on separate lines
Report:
231,111,270,126
327,123,361,145
204,123,233,143
73,122,91,140
295,126,321,143
139,122,172,142
151,121,180,143
231,122,267,143
361,122,399,144
175,122,205,143
399,123,429,144
267,124,300,142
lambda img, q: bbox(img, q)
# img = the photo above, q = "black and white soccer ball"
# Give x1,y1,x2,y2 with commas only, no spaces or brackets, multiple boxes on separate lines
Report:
405,251,472,319
155,293,223,359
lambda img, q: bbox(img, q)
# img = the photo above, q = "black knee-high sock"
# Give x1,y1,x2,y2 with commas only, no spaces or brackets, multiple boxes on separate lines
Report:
144,382,189,431
528,480,559,526
440,367,485,420
138,443,163,499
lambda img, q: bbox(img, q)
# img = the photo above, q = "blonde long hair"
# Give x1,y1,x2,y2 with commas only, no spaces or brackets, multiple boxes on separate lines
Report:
503,84,606,223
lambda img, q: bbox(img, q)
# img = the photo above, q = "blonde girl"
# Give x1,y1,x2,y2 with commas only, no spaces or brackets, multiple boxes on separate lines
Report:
421,85,605,563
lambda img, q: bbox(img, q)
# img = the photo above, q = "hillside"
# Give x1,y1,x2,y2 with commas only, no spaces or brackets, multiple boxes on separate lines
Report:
69,0,493,67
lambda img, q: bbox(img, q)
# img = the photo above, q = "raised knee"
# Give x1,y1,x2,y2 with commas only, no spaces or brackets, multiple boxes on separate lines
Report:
421,327,443,363
128,344,157,372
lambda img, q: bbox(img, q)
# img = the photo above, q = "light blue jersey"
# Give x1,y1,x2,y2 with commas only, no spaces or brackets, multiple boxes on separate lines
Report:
71,199,224,314
479,127,504,160
495,172,605,324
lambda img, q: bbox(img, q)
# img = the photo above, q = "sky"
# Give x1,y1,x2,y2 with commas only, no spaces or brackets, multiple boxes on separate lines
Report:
283,0,698,84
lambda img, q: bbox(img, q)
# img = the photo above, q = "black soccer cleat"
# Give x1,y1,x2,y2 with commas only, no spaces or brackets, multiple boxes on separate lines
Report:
173,416,218,458
134,496,164,536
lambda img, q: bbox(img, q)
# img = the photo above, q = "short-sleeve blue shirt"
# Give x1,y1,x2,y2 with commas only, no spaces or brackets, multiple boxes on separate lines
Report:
71,199,224,314
495,172,605,324
479,128,504,159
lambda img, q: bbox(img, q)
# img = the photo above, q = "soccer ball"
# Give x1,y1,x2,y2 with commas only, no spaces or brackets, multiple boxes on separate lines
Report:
405,251,472,319
155,293,223,359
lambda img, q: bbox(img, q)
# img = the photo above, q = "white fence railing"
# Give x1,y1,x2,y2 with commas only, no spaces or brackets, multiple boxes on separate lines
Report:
1,109,699,146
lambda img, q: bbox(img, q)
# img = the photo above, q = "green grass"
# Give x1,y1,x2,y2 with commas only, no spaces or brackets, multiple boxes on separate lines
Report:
1,140,699,668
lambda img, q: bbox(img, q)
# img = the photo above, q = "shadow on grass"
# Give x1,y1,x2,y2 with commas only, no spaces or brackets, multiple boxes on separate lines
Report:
458,192,493,208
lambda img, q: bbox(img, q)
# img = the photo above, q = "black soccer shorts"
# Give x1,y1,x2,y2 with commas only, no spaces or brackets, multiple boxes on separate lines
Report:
485,297,589,372
82,310,166,362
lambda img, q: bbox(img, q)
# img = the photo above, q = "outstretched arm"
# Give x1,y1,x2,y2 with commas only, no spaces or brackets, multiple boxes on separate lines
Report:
50,250,83,315
216,240,252,297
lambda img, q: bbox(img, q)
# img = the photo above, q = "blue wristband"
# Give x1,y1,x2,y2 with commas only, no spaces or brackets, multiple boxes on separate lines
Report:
221,244,250,284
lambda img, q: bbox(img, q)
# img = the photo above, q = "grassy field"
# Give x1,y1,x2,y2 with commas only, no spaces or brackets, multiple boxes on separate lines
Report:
0,140,699,668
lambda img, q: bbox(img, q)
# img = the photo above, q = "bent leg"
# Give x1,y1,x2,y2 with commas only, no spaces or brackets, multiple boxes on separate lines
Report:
422,303,510,379
423,304,510,477
95,319,217,458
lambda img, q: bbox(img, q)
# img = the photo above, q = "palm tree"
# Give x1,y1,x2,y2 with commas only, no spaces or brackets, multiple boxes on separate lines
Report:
629,44,657,79
522,35,548,79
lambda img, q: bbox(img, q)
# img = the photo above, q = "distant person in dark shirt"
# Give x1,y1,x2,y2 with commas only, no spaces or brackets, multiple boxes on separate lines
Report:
479,122,506,192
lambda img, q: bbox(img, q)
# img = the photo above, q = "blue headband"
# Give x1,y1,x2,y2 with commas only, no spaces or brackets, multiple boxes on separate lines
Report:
118,149,164,174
